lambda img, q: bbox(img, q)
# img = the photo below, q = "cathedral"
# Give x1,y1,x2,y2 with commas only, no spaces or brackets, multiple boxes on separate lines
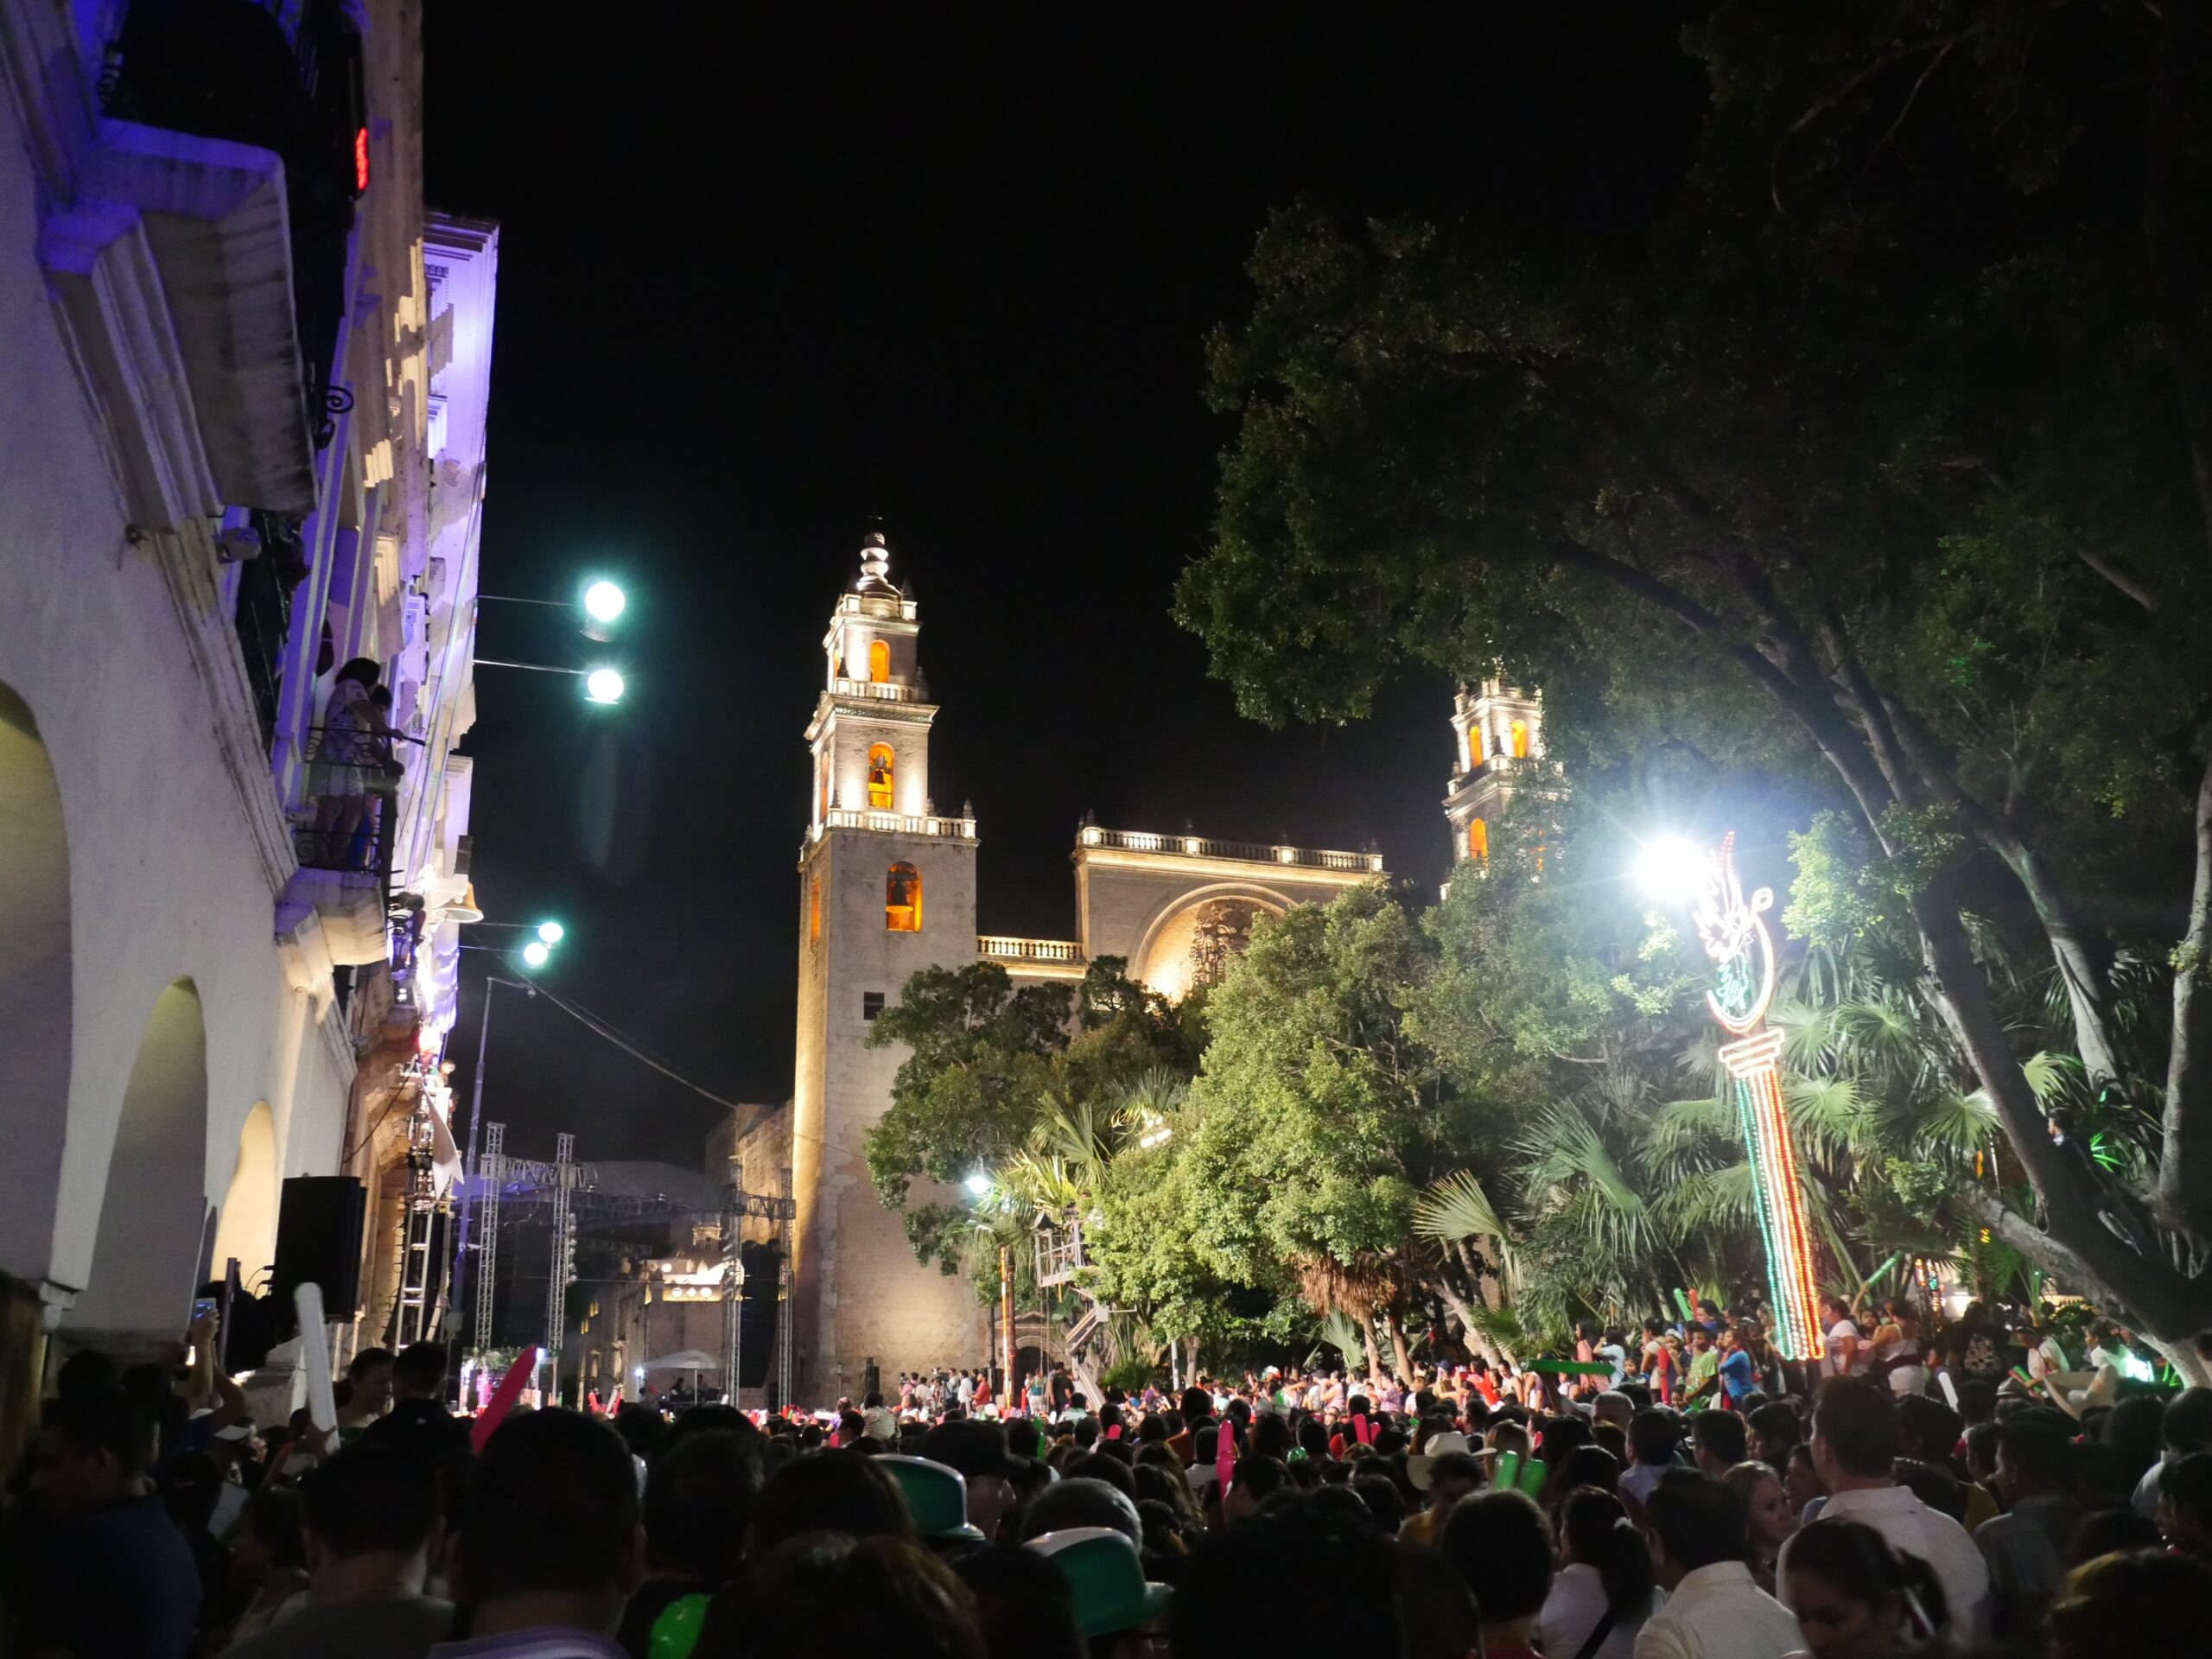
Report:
779,534,1546,1401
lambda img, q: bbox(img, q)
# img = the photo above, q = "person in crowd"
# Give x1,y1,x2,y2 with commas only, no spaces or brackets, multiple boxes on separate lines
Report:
1440,1488,1554,1659
1027,1526,1170,1659
434,1408,642,1657
225,1443,454,1659
1622,1408,1679,1514
1399,1436,1480,1547
1016,1478,1143,1550
920,1420,1026,1541
334,1348,397,1444
364,1343,471,1460
1780,1516,1948,1659
614,1428,760,1659
1780,1377,1987,1643
1722,1459,1796,1596
1394,1546,1482,1659
1784,1440,1828,1518
19,1390,200,1659
2046,1548,2212,1659
1539,1486,1656,1659
1868,1299,1927,1398
1633,1470,1802,1659
2157,1449,2212,1558
952,1544,1084,1659
2132,1383,2212,1517
1747,1401,1800,1471
747,1446,915,1555
1821,1297,1863,1378
213,1485,310,1647
700,1533,983,1659
1974,1409,2079,1641
861,1393,899,1445
1172,1499,1402,1659
1691,1409,1747,1478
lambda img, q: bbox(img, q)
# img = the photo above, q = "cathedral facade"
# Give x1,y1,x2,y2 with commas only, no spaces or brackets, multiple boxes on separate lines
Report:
784,536,1386,1401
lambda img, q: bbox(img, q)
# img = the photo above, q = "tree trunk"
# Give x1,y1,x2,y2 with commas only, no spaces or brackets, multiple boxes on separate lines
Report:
1915,884,2212,1344
1387,1305,1414,1382
1358,1314,1383,1382
2158,751,2212,1243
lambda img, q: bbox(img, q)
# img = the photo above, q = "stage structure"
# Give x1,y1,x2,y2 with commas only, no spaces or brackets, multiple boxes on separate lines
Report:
1694,832,1824,1362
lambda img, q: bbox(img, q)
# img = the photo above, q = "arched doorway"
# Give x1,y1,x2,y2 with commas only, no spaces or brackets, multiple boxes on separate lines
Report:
211,1101,278,1290
0,683,72,1288
66,980,210,1338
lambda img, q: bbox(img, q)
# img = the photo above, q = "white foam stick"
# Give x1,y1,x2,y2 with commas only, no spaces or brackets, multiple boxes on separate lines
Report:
1936,1368,1959,1410
295,1282,337,1434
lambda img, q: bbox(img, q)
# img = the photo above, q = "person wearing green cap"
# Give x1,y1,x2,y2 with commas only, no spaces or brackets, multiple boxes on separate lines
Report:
1027,1527,1171,1658
877,1455,988,1550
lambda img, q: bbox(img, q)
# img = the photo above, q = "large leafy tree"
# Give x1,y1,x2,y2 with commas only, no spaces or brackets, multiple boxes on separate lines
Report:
1177,3,2212,1362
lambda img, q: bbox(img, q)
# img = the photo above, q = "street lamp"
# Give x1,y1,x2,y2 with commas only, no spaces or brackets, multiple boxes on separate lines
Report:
963,1172,992,1198
1633,836,1706,907
582,580,626,626
583,667,626,705
536,920,565,945
521,940,551,969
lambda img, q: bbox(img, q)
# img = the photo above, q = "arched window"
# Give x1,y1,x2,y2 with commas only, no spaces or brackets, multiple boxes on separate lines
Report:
1469,723,1484,766
1468,818,1489,863
809,875,822,943
817,753,830,820
1510,719,1529,759
867,743,894,809
868,639,891,683
887,862,922,931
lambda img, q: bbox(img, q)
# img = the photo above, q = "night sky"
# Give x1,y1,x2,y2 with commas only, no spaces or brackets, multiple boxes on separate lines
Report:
422,15,1707,1168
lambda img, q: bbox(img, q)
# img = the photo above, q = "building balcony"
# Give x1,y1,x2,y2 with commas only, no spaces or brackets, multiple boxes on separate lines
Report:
810,808,977,844
46,0,366,520
828,677,925,704
275,725,406,967
834,594,919,623
978,936,1085,964
1076,825,1384,874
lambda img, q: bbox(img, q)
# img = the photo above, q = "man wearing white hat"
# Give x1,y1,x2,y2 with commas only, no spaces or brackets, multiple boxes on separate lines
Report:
1401,1433,1482,1547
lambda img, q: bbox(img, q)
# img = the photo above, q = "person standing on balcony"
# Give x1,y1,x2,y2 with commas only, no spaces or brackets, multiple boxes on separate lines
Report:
310,658,386,868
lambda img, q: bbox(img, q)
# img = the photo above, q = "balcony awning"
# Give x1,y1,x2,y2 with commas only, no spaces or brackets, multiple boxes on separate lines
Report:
75,119,318,515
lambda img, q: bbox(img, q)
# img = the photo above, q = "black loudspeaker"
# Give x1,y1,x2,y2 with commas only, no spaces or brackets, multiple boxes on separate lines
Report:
736,1241,782,1389
270,1175,366,1323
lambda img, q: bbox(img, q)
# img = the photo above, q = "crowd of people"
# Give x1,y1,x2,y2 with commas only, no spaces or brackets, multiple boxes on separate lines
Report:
9,1290,2212,1659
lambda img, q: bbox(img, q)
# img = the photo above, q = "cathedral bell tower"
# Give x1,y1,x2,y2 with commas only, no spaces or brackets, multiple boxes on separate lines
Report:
1442,678,1548,874
790,533,982,1403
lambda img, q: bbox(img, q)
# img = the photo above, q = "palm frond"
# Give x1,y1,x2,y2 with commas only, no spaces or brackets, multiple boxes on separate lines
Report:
1319,1307,1367,1368
1414,1171,1516,1261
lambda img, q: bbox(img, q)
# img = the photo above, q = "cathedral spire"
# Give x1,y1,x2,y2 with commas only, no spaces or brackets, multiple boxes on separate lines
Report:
855,530,899,595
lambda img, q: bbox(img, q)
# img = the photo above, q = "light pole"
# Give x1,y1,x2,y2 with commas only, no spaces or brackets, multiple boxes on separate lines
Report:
1638,830,1824,1363
447,921,568,1389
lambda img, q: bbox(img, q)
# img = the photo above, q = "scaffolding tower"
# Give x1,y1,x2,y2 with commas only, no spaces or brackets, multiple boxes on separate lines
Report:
471,1122,505,1373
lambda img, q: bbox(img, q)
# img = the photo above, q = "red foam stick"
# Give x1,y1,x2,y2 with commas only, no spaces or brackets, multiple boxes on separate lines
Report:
1216,1420,1236,1489
471,1345,541,1453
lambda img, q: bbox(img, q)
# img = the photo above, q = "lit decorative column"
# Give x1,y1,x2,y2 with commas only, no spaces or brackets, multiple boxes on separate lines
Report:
1694,833,1824,1362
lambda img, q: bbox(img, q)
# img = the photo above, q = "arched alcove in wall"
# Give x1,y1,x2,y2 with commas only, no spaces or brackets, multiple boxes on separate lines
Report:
210,1100,278,1289
65,979,210,1338
0,683,73,1287
1129,881,1294,1001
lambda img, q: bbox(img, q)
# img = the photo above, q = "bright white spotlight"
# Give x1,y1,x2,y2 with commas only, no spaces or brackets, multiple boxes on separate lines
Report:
583,667,625,704
582,580,626,624
963,1172,991,1198
537,920,565,945
521,940,551,969
1634,836,1707,906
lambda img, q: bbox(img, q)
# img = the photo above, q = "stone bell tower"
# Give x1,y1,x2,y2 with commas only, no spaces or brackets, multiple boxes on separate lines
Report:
1442,678,1548,872
789,533,984,1402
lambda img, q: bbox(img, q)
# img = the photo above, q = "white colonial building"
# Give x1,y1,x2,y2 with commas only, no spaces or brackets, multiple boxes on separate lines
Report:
0,0,495,1421
784,535,1385,1402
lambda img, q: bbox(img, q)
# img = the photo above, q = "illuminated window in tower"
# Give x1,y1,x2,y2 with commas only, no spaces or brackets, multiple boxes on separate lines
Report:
809,875,821,943
867,743,894,809
1510,719,1529,759
1467,818,1489,863
1469,723,1484,766
817,753,830,821
886,862,922,931
868,639,891,683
